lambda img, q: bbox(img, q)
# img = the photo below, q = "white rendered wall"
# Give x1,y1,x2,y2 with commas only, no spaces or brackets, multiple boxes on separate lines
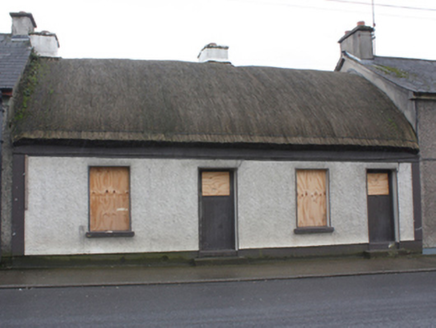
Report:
25,157,415,255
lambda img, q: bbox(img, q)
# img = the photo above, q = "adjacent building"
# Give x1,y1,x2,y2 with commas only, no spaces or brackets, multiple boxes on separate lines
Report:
336,22,436,254
0,12,59,261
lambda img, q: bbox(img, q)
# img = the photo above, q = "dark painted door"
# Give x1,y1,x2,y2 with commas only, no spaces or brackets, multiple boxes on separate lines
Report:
200,171,235,255
367,171,395,247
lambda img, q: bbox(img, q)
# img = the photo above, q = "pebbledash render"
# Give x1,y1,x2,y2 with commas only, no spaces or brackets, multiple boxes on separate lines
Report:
22,157,415,257
4,32,421,263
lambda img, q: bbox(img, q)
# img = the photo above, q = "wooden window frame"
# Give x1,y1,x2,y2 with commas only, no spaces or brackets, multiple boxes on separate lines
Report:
294,169,334,235
86,166,134,238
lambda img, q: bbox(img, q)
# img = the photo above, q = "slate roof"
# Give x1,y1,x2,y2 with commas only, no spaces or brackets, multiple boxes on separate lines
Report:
0,34,31,90
12,57,418,151
359,55,436,93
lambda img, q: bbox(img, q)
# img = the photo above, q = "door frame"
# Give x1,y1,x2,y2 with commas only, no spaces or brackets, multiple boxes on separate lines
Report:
366,169,400,249
198,168,238,257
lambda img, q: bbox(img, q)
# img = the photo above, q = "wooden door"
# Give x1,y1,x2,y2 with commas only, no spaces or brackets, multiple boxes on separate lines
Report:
200,170,235,256
367,171,395,247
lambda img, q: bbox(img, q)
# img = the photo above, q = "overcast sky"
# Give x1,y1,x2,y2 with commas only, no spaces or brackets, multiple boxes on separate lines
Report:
1,0,436,71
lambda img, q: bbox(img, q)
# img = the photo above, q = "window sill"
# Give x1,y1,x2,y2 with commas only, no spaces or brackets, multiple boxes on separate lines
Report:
294,227,334,234
86,231,135,238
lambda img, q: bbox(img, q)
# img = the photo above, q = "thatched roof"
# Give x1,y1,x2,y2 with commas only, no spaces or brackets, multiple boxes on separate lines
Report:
13,57,418,150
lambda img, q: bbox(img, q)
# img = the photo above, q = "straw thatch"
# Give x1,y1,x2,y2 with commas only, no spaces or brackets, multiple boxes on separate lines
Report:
12,58,418,150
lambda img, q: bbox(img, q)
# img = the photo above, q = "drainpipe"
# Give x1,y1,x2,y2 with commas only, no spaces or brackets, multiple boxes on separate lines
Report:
0,90,3,263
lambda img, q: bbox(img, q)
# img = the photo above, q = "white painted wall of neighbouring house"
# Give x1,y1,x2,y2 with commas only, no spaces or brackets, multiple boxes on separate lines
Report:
24,157,415,256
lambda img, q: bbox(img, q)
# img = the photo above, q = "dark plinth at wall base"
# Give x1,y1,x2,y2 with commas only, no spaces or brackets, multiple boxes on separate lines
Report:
3,241,423,269
5,251,198,269
86,231,135,238
398,240,422,253
238,244,369,259
364,240,422,258
364,249,412,259
294,227,335,234
238,241,421,260
367,241,422,252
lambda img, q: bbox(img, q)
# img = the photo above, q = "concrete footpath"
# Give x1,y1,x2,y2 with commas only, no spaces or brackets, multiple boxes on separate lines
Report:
1,255,436,289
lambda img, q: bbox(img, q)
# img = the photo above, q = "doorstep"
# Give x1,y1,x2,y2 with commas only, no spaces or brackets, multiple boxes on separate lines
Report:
193,256,249,266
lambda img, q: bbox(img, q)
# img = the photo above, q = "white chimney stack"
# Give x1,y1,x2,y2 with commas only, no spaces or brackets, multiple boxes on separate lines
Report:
30,31,60,57
198,43,229,63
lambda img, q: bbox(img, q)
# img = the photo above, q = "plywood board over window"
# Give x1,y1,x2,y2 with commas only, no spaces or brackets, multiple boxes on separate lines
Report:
89,167,130,232
202,171,230,196
367,173,389,195
297,170,327,227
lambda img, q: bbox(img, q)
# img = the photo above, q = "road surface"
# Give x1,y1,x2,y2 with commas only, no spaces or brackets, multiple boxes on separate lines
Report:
0,271,435,327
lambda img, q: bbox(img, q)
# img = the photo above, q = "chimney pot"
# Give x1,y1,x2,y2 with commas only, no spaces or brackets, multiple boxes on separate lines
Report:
357,21,365,26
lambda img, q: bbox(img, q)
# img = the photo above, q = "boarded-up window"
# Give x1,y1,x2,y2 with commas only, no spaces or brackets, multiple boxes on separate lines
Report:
297,170,328,227
202,171,230,196
367,173,389,195
89,167,130,232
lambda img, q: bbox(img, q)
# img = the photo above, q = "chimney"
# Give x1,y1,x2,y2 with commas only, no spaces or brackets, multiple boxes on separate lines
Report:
30,31,60,57
10,12,60,57
198,43,229,63
10,12,36,36
338,21,374,60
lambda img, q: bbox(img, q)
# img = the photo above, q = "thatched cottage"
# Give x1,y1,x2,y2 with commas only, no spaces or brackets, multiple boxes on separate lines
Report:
0,13,423,264
5,43,421,263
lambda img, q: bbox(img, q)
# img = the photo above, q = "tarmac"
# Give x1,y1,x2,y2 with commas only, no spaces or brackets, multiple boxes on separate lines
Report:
1,255,436,289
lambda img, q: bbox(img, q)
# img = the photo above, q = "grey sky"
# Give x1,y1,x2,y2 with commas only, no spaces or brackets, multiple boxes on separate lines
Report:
1,0,435,71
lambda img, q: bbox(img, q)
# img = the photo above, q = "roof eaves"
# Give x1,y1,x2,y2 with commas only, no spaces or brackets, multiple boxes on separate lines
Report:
412,92,436,100
342,52,420,93
342,51,363,63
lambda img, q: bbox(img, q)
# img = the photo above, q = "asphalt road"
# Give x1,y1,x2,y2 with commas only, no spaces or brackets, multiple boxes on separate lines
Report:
0,271,435,327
